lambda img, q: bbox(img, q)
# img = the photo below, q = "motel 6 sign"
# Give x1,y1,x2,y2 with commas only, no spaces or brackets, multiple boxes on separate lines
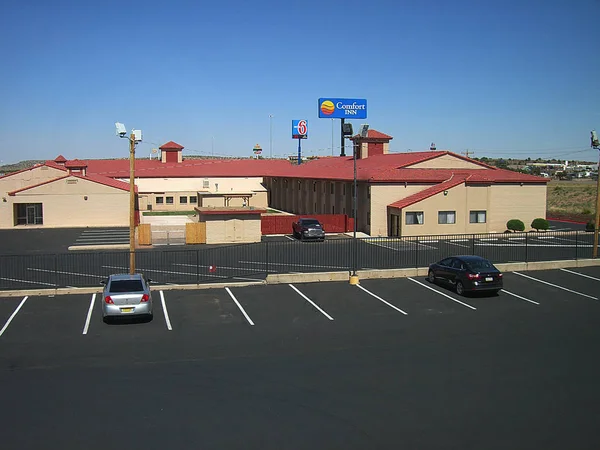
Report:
292,120,308,139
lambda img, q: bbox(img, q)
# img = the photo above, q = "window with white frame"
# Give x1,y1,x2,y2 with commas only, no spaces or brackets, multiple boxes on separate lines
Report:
469,210,487,223
155,196,164,204
406,211,424,225
438,211,456,224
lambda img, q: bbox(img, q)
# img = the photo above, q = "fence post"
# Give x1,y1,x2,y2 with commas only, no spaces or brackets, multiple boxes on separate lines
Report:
54,253,59,288
525,232,528,262
196,249,199,284
415,237,419,269
575,231,578,260
265,240,269,277
472,234,475,255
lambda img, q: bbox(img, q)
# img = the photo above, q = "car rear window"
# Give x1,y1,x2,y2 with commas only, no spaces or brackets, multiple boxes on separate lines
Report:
302,220,320,226
467,259,495,270
109,280,144,293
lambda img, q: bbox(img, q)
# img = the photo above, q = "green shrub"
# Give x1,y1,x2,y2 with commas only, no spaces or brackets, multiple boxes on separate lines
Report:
582,208,592,215
506,219,525,232
586,221,595,232
530,218,549,231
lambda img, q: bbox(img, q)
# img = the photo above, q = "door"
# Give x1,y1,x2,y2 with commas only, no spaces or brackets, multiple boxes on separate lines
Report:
26,205,36,225
390,213,401,237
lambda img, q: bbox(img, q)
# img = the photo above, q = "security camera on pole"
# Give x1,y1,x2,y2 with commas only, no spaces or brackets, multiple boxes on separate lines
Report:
115,122,142,275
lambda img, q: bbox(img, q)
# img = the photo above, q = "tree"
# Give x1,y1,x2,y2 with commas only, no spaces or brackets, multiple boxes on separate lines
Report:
531,218,549,231
507,219,525,232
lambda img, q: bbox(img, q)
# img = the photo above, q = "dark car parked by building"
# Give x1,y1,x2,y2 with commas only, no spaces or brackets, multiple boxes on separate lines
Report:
292,218,325,241
428,255,503,296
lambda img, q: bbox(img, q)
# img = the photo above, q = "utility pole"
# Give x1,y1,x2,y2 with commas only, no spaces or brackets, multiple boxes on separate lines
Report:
591,130,600,258
129,131,136,275
269,114,273,158
462,149,474,158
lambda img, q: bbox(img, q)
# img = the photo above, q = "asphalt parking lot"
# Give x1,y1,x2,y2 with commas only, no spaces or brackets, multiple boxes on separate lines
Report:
1,267,599,449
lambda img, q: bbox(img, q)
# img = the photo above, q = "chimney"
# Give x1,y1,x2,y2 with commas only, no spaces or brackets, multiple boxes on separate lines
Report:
349,129,393,159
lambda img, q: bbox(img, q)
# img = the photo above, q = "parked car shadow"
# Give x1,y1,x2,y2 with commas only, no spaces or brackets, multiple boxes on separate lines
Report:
103,315,153,325
426,277,500,298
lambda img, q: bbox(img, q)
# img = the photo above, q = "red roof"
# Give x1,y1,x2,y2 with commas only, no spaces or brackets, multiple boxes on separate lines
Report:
54,155,67,163
41,151,547,185
159,141,184,150
64,159,88,168
352,129,393,140
388,176,468,209
8,173,133,195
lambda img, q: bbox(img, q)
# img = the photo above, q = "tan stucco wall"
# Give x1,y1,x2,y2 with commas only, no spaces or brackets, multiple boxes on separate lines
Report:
408,154,485,169
488,184,547,232
204,216,262,244
3,176,129,228
369,184,433,236
390,183,546,237
0,166,66,193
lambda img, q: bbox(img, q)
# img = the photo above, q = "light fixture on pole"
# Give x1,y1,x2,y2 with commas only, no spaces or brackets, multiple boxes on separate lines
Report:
115,122,142,275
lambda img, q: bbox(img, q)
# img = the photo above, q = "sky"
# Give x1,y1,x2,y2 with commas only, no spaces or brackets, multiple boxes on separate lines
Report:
1,0,599,164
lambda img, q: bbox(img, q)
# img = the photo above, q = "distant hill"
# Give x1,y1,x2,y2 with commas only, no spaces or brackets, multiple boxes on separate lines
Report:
0,160,45,175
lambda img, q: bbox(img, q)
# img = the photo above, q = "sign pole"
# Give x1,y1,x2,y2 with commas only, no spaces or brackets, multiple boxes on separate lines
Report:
129,132,136,275
297,138,302,165
340,118,346,157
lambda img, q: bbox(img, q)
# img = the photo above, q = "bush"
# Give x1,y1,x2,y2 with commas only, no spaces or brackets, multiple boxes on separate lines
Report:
586,221,595,232
582,208,592,215
506,219,525,232
530,218,549,231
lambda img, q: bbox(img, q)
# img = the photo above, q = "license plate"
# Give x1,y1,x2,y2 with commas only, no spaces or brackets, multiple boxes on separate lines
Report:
485,277,493,282
121,308,134,313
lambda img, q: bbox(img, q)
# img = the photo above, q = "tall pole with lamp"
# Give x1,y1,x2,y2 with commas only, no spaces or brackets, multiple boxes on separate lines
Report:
591,130,600,258
116,122,142,275
269,114,273,158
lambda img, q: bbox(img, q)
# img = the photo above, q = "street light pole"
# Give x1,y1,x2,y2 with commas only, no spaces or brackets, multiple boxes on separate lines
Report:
129,132,136,275
269,114,273,158
592,130,600,258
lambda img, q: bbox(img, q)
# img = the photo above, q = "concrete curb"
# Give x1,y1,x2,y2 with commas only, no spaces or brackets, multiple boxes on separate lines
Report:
68,244,130,251
1,259,600,297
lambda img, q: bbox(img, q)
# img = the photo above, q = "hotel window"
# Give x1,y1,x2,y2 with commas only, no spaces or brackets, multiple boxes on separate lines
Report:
406,211,424,225
166,196,174,204
438,211,456,224
180,196,188,204
470,210,487,223
190,196,198,204
203,179,209,188
156,196,164,204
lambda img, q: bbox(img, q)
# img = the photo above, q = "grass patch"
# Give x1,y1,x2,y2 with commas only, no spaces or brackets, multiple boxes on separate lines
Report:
547,180,596,221
143,211,196,216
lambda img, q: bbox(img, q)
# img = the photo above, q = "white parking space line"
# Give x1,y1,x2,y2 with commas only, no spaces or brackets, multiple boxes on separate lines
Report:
447,241,470,248
407,278,477,310
0,296,28,337
159,291,173,331
238,260,348,270
173,263,264,273
28,267,104,278
285,235,295,241
225,287,255,326
288,284,334,320
560,268,600,282
513,272,598,300
82,294,96,335
0,276,56,287
500,289,540,305
356,284,408,315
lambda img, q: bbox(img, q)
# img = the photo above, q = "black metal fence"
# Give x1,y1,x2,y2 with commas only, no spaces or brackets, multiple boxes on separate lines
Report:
0,230,593,291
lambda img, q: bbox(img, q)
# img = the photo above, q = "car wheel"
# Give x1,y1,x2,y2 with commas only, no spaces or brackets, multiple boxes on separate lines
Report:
428,270,436,283
456,281,465,296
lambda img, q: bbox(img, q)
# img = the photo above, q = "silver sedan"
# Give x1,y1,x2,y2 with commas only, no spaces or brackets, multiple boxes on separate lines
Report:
101,274,153,322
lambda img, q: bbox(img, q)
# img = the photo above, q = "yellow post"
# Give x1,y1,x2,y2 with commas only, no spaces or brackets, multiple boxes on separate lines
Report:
129,133,136,274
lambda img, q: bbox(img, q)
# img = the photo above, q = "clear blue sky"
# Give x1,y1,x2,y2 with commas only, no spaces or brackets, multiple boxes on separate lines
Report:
1,0,599,164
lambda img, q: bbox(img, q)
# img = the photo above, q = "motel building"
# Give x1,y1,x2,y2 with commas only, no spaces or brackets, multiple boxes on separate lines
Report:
0,132,548,238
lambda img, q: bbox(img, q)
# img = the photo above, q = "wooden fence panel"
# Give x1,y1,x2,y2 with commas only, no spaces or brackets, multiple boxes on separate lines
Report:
186,222,206,244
